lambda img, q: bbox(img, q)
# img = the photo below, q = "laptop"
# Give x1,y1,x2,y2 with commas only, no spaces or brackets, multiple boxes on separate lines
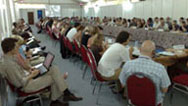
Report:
34,52,55,75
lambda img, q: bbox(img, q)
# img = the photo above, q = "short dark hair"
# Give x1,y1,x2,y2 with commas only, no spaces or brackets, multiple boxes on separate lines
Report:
1,38,18,54
20,32,30,40
116,31,130,44
74,22,80,27
13,22,17,27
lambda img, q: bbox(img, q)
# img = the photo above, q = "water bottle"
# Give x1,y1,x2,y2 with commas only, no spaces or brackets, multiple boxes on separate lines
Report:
134,41,138,48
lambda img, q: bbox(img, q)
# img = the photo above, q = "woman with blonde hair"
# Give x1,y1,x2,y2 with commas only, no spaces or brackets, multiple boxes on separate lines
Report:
87,26,100,48
90,33,108,64
81,26,95,47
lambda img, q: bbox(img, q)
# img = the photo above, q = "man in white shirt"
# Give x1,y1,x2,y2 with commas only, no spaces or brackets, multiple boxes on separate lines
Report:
153,17,160,29
98,31,133,81
66,23,81,42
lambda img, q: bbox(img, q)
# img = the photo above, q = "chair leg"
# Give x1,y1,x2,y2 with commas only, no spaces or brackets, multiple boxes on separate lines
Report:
90,77,94,85
82,65,88,79
93,81,98,95
98,83,103,93
39,95,43,106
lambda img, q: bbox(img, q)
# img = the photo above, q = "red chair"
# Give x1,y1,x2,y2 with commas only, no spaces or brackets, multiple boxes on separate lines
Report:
87,49,106,94
62,36,68,48
66,38,74,54
173,74,188,95
6,79,48,106
47,26,54,39
73,40,81,56
87,49,108,105
80,45,90,79
126,74,161,106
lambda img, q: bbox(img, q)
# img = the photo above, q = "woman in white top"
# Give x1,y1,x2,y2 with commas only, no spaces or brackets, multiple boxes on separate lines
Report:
98,31,134,81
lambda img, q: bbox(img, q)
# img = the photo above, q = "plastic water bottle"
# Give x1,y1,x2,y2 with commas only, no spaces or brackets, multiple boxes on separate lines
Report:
134,41,138,48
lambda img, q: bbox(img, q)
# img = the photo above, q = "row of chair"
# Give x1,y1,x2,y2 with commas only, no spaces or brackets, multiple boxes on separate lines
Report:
60,35,161,105
44,24,188,106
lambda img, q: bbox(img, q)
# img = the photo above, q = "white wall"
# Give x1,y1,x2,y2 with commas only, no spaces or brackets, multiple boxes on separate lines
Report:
19,0,77,4
20,9,45,24
61,5,82,17
84,0,188,20
0,0,14,39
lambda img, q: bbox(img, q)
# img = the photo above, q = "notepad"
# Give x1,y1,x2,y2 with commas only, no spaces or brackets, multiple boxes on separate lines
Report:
157,51,175,56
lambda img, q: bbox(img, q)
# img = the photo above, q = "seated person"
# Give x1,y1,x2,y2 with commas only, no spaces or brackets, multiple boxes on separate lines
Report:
90,34,108,64
1,38,83,105
67,22,81,42
87,26,100,48
97,31,133,81
156,18,169,31
153,17,160,29
11,35,32,70
20,32,45,50
170,20,179,32
72,26,85,43
179,21,188,32
81,26,92,47
119,40,171,105
52,20,60,39
12,22,23,35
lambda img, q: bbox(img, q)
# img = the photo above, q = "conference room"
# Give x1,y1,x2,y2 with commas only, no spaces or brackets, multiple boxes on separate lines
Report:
1,0,188,106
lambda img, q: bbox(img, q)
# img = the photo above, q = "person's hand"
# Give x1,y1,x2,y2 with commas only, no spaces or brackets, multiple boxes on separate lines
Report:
31,69,40,77
129,46,134,53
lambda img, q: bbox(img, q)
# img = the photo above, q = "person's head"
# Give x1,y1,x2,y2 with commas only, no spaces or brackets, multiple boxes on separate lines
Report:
92,33,104,47
140,40,156,57
179,17,185,24
166,17,171,22
53,20,58,25
116,31,131,46
1,38,19,55
77,25,85,32
154,17,159,23
90,26,99,36
20,32,30,43
172,20,177,25
13,22,18,28
74,22,81,29
11,35,24,46
181,21,187,26
147,18,153,24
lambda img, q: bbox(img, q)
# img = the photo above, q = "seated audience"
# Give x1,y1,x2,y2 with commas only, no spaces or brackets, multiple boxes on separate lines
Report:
166,17,172,30
146,18,153,28
1,38,83,105
119,40,171,105
90,34,108,64
81,26,93,47
170,20,179,32
179,21,188,32
72,26,85,43
97,31,133,81
52,20,60,39
156,18,169,31
12,22,22,35
87,26,100,48
153,17,160,29
67,22,81,42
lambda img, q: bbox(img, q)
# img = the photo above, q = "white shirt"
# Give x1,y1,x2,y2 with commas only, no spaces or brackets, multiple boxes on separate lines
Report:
98,43,130,77
67,28,77,42
153,22,160,29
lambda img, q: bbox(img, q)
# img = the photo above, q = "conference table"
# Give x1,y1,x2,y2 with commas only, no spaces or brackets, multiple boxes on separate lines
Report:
98,24,188,67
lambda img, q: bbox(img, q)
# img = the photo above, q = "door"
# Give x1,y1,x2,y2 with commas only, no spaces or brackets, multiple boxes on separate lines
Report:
28,12,34,25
